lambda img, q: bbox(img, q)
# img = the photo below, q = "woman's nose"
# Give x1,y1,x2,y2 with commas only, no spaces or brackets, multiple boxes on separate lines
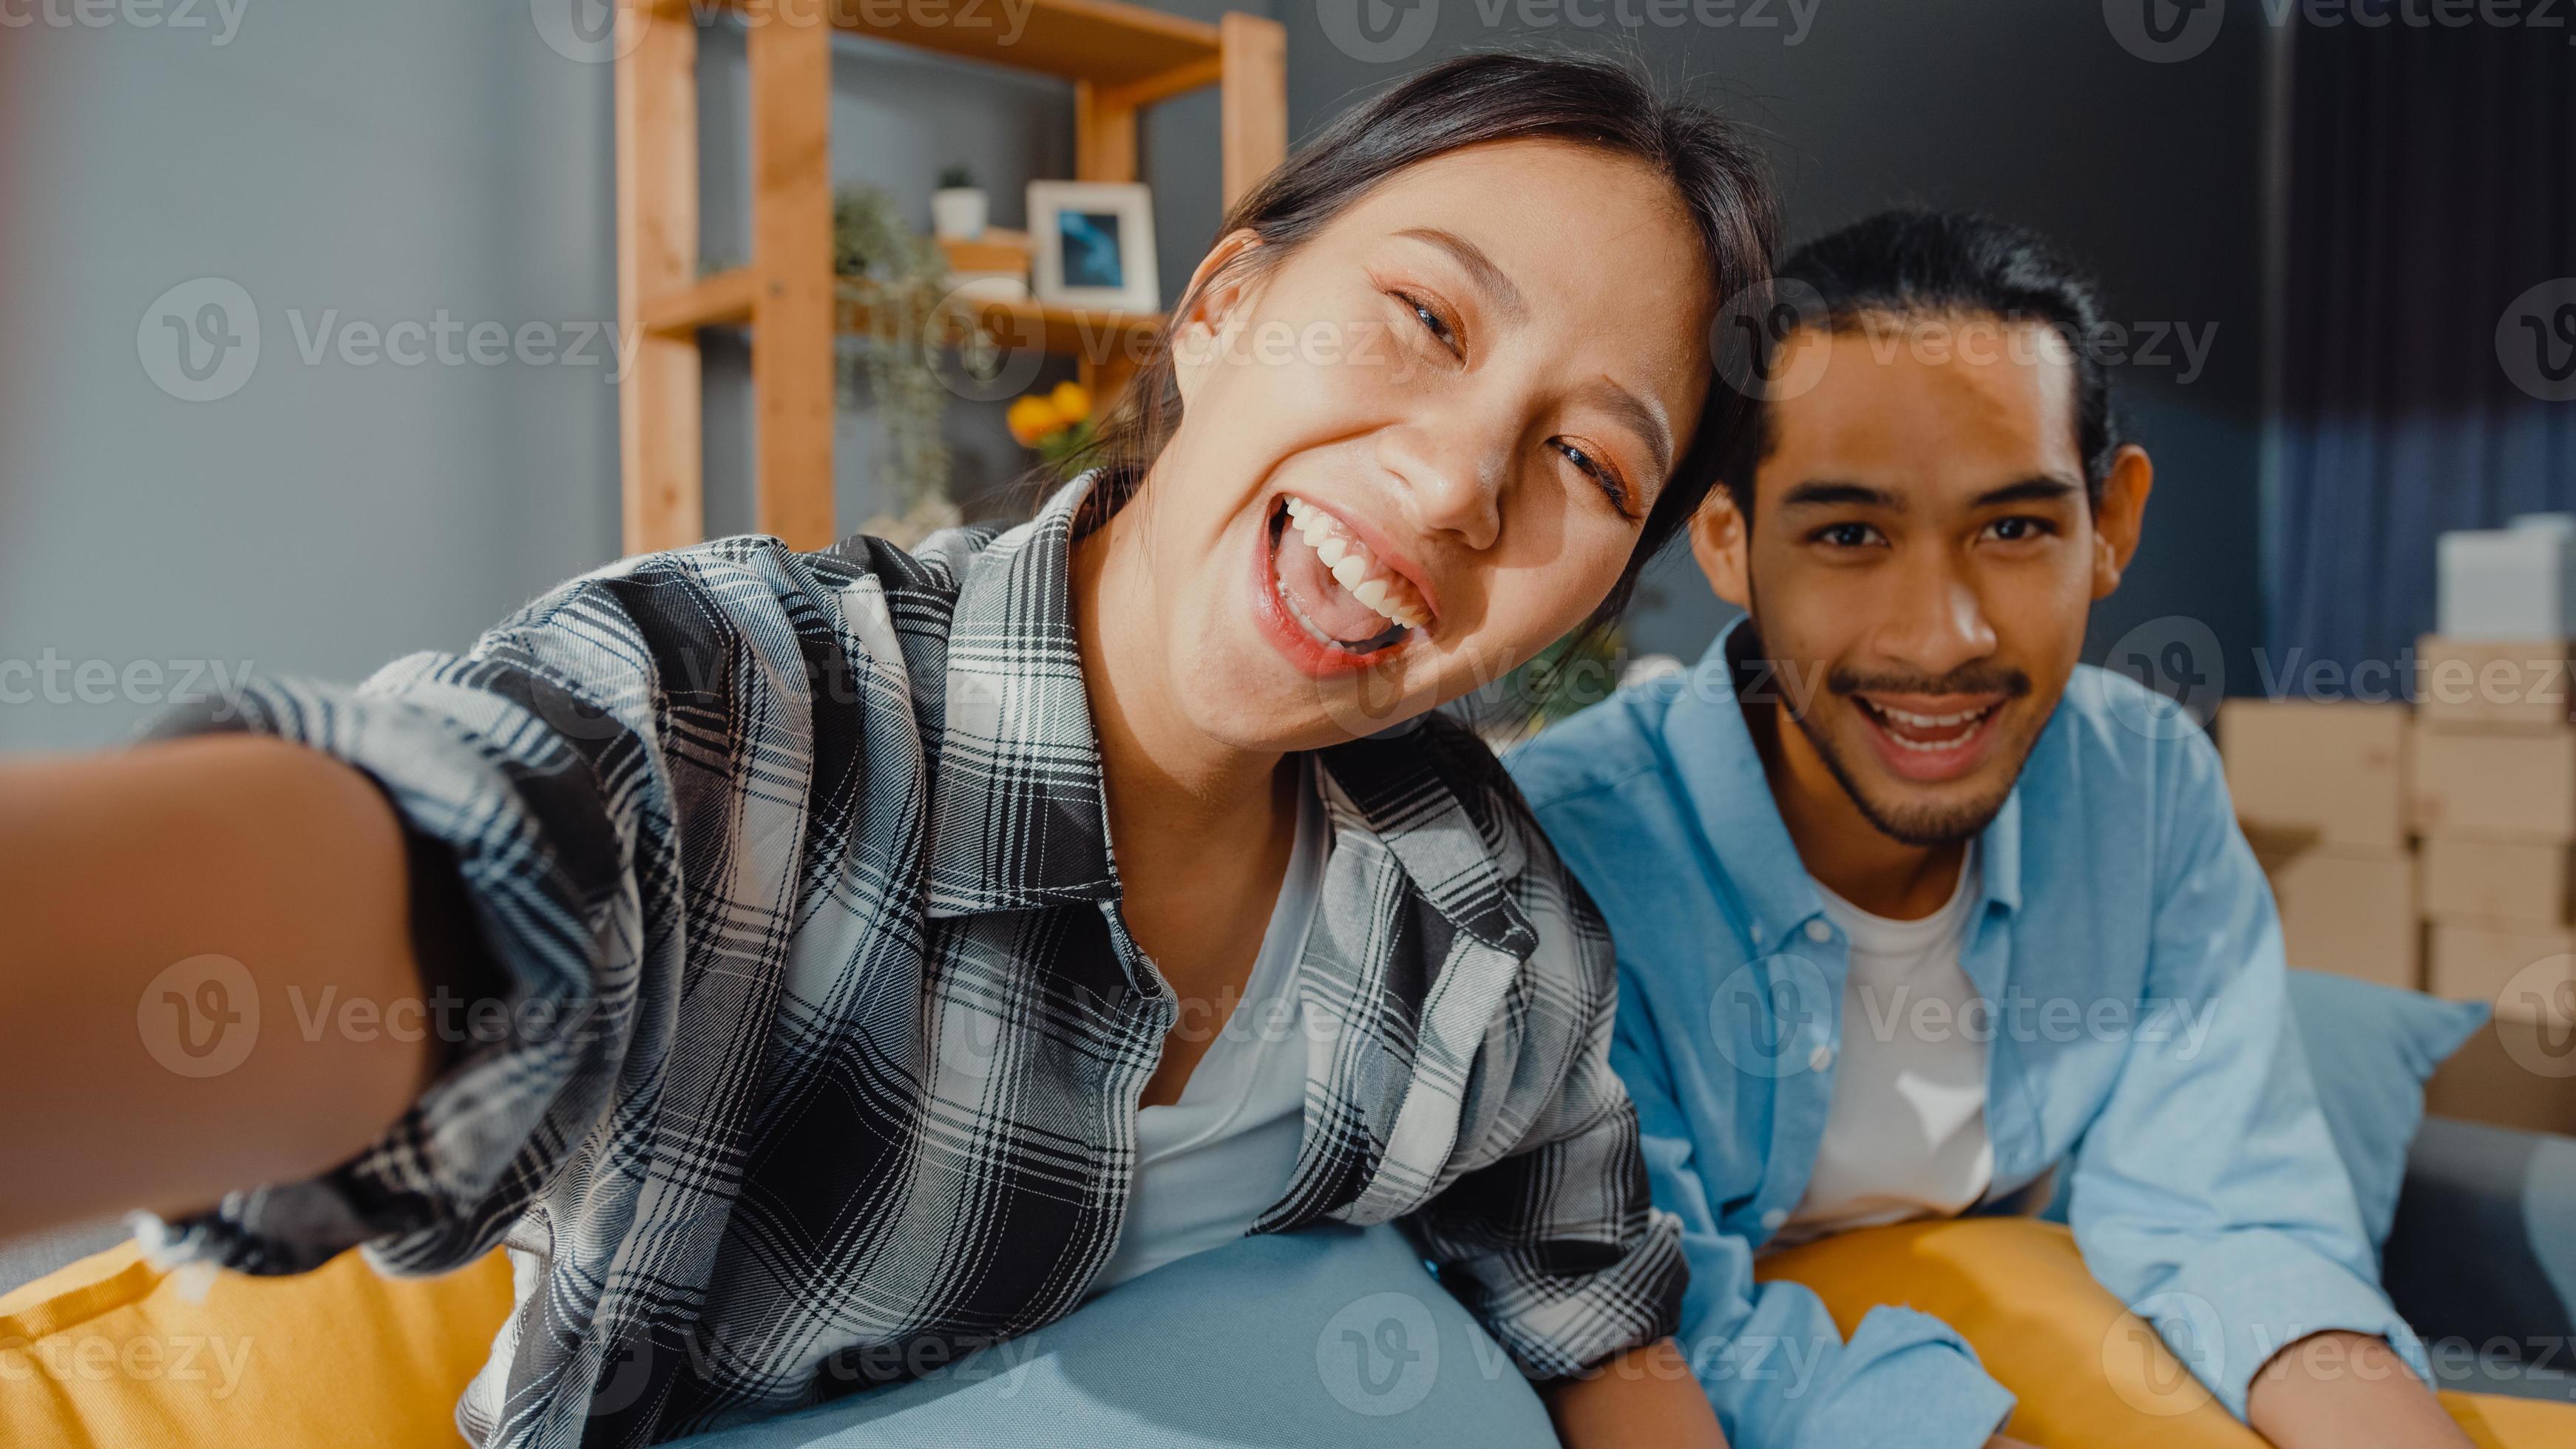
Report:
1376,422,1502,552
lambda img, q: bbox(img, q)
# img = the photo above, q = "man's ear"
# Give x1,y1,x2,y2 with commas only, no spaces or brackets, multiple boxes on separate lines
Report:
1689,487,1753,612
2090,444,2155,600
1170,228,1263,407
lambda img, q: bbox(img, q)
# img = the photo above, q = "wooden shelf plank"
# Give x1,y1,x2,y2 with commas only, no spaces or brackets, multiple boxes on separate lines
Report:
697,0,1220,86
837,286,1162,365
642,268,760,334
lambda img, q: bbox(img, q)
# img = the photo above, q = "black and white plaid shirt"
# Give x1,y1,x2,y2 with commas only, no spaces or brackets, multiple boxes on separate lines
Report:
141,476,1684,1448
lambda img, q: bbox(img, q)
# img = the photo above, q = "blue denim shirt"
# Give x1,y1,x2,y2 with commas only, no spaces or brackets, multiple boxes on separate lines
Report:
1506,623,2428,1448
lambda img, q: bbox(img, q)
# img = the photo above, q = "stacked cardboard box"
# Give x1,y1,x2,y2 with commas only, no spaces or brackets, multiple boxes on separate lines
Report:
2222,699,2419,988
2412,638,2576,1031
2413,517,2576,1031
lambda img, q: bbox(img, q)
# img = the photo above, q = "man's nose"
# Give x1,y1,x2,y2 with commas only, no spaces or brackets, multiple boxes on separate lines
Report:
1871,553,1998,680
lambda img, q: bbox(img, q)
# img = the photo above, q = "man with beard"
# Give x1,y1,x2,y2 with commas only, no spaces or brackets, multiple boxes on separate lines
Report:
1508,211,2546,1447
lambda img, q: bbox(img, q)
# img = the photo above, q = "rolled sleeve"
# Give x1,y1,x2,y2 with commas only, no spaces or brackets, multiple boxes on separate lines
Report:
2070,727,2430,1422
2150,1226,2433,1420
127,555,763,1280
1624,1017,2014,1448
1406,974,1689,1378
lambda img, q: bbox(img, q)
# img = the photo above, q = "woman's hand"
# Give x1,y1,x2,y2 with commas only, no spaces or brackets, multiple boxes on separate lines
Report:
0,736,432,1241
1543,1338,1726,1448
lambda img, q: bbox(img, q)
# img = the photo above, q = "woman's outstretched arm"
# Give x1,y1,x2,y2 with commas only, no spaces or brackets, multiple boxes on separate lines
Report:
0,733,433,1242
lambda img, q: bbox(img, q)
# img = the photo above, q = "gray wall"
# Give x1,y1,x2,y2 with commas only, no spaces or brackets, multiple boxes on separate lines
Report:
0,0,1255,749
1284,1,2273,690
0,0,2265,750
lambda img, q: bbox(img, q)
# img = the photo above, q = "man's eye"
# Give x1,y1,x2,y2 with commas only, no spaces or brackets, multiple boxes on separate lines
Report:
1814,522,1882,549
1987,516,2053,543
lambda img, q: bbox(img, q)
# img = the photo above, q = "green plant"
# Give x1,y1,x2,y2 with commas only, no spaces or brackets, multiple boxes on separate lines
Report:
833,183,952,512
937,165,977,191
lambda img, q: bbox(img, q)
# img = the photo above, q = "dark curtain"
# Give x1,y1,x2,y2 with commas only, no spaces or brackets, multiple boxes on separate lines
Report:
2273,10,2576,682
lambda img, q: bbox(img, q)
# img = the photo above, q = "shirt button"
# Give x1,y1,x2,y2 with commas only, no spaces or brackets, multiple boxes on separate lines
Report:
1808,1042,1834,1073
1760,1207,1789,1230
1803,918,1832,944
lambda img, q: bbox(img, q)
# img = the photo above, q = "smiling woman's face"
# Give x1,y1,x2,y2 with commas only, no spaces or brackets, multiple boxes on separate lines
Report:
1101,138,1718,751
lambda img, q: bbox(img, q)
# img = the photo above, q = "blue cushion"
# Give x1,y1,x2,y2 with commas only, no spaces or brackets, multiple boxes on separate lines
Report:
2042,970,2485,1252
2285,969,2489,1252
662,1222,1559,1448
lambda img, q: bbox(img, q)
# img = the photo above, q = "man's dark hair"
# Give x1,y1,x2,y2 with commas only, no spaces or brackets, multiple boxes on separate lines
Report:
1715,208,2124,517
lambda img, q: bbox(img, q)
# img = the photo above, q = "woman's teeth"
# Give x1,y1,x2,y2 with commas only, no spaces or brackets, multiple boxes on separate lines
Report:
1281,497,1429,632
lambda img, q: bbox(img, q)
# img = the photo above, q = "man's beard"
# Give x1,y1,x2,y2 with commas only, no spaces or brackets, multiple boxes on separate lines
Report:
1734,608,2033,849
1785,696,2019,847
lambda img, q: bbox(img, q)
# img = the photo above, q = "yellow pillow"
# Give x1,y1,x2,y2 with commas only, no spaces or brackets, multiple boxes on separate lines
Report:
0,1240,512,1448
1755,1215,2568,1449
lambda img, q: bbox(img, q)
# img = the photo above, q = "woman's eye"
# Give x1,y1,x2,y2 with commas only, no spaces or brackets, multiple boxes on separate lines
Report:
1815,522,1883,549
1393,291,1460,356
1551,440,1634,518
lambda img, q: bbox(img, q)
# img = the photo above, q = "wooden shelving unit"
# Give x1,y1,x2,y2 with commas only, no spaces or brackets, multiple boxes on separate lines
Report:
613,0,1287,554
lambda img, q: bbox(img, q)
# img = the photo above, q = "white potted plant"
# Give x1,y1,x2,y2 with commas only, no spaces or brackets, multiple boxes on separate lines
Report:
931,165,987,242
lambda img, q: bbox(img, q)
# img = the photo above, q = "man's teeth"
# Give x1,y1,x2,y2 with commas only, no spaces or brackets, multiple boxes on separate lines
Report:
1877,704,1987,727
1281,497,1428,631
1862,699,1995,750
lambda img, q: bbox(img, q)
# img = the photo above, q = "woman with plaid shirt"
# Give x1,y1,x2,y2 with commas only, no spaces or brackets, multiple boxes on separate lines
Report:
4,53,1775,1448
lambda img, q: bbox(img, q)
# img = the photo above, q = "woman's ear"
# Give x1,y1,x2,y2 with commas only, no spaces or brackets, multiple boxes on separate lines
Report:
1170,228,1264,407
2089,444,2155,600
1689,488,1753,611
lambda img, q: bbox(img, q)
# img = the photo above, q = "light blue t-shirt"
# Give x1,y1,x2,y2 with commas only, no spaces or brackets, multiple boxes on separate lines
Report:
1505,621,2427,1448
1091,761,1327,1293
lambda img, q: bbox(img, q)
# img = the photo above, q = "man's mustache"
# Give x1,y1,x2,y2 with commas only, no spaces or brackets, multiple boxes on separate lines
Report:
1827,666,2034,699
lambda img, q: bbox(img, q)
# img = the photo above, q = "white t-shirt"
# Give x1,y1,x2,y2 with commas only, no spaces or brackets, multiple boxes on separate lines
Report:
1773,844,1996,1248
1089,761,1327,1293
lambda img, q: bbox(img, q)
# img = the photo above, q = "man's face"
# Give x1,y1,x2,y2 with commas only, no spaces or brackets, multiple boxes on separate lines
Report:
1693,313,2152,846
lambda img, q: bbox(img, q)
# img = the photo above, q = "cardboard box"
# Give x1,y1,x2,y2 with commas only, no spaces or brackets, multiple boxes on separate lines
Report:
2408,726,2576,841
2427,922,2576,1025
2220,700,2410,850
2438,519,2576,639
2413,635,2576,730
2419,835,2576,927
2426,1016,2576,1137
2256,842,2421,988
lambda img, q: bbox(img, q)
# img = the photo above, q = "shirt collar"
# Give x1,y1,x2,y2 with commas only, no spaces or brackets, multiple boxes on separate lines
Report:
1663,617,2022,946
920,474,1541,959
922,475,1121,918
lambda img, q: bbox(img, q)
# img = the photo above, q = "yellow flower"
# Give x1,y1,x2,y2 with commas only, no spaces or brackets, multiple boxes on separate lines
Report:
1006,395,1061,447
1048,381,1092,424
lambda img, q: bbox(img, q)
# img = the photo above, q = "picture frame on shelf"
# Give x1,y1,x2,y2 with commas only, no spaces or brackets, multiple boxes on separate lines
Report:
1026,180,1159,315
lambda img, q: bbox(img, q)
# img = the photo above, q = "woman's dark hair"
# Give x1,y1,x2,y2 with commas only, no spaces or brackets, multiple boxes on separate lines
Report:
1076,50,1776,636
1716,208,2126,518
